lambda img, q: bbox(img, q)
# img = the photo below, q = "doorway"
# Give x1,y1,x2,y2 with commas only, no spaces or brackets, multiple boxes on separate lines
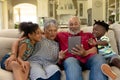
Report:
13,3,37,27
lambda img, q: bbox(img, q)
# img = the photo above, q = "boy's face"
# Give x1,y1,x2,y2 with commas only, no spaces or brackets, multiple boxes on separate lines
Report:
92,24,106,39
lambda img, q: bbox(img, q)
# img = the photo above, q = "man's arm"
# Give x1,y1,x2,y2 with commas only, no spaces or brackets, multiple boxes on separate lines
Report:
83,47,97,56
71,45,97,56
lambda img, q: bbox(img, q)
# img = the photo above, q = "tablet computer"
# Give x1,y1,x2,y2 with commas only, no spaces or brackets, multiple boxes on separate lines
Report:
68,36,81,53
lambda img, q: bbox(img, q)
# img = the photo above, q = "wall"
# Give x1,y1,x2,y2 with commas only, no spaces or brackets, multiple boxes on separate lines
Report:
0,0,8,30
12,0,37,6
87,0,92,9
0,1,3,30
92,0,105,24
7,0,14,29
102,0,106,21
37,0,49,17
2,0,8,29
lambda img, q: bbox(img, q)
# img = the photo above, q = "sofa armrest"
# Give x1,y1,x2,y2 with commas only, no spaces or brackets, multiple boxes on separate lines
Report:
0,37,17,60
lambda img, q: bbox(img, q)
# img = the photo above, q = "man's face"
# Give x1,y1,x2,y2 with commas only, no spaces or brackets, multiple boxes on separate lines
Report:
68,17,80,34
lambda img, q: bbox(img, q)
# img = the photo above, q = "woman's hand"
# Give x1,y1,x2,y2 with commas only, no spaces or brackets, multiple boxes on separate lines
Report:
58,49,68,60
71,45,86,56
5,54,16,67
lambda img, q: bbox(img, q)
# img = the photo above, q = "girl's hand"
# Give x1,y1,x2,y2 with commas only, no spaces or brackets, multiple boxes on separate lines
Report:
5,54,16,67
71,45,86,56
58,49,68,60
17,58,26,72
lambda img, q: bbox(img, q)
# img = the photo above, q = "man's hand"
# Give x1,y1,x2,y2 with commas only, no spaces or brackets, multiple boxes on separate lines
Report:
71,45,86,56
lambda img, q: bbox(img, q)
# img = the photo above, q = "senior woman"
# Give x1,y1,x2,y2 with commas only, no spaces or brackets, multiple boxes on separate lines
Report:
28,19,66,80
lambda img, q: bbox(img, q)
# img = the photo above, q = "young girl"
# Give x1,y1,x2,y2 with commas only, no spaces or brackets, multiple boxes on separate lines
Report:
1,22,42,80
89,20,120,80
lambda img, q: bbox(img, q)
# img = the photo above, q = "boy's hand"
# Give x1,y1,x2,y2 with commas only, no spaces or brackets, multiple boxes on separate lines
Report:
88,38,97,46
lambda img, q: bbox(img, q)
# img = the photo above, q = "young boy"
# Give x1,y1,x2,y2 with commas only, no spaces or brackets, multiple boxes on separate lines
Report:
89,20,120,80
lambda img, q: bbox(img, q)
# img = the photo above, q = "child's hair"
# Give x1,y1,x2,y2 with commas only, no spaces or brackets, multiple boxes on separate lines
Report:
93,20,109,31
18,22,39,37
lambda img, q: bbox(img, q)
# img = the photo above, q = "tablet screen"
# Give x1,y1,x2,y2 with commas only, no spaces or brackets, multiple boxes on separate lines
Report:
68,36,81,53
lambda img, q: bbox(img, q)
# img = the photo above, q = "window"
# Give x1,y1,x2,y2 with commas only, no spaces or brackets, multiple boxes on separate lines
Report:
79,3,83,17
116,0,119,21
48,0,55,18
49,3,53,17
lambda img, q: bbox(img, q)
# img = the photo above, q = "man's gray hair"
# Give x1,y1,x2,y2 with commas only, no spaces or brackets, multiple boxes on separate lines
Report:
44,18,58,30
68,16,81,24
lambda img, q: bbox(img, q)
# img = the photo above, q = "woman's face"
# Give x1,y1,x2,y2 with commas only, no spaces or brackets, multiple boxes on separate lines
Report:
44,25,58,40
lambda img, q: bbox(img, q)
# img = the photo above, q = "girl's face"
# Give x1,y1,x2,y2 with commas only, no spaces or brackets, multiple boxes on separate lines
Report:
92,24,106,39
29,28,42,43
44,25,58,40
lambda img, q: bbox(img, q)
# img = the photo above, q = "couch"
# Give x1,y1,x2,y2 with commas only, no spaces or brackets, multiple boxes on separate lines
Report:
0,26,120,80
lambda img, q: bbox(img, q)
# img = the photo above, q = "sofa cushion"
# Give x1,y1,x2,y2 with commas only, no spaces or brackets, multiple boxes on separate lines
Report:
0,67,120,80
0,37,17,60
0,68,13,80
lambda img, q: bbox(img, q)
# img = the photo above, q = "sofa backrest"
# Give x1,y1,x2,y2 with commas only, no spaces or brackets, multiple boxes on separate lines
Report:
0,29,20,38
110,24,120,54
0,27,118,60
